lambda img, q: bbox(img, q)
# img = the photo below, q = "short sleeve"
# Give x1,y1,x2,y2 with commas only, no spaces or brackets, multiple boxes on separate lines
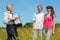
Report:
42,13,45,21
3,13,10,24
33,14,36,22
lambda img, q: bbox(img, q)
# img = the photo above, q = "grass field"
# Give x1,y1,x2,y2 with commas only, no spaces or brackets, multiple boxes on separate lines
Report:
0,26,60,40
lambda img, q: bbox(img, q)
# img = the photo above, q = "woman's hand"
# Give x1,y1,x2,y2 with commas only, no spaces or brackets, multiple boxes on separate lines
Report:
52,30,54,35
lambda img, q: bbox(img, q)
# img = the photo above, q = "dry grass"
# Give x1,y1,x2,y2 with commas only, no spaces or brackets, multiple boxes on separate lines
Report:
0,26,60,40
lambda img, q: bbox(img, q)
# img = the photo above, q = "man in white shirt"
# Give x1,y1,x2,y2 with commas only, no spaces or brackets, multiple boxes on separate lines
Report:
4,4,18,40
33,5,44,40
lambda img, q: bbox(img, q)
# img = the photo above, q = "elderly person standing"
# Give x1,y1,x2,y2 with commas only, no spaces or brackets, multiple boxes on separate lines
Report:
4,4,18,40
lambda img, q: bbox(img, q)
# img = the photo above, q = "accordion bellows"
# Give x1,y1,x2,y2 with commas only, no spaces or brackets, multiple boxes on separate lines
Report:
13,13,21,24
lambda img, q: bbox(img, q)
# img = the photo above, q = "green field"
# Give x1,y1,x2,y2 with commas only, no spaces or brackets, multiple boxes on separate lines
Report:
0,26,60,40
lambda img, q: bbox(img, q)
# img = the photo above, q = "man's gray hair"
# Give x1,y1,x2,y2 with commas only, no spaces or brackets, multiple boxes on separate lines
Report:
6,4,12,10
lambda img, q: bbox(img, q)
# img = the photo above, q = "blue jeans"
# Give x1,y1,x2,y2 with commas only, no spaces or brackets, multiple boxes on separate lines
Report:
43,29,52,40
33,29,43,40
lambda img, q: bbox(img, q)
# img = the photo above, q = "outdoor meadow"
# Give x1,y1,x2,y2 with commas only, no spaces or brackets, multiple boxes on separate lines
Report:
0,23,60,40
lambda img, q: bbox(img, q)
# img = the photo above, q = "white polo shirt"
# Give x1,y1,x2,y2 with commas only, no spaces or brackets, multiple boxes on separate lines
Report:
33,12,44,29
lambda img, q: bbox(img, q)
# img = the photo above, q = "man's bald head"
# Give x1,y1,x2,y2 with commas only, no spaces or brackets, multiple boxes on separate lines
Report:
6,4,13,13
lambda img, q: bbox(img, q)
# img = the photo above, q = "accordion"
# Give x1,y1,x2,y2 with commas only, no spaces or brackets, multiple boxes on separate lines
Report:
13,13,22,27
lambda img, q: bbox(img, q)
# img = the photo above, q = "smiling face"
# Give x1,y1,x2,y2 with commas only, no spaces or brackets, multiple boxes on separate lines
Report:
38,5,42,13
46,6,54,15
47,8,51,13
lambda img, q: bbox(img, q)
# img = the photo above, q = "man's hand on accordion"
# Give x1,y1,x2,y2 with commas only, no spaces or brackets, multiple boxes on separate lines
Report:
9,17,17,21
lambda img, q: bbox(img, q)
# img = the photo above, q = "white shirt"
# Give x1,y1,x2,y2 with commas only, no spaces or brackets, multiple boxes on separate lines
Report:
4,11,14,24
33,12,44,29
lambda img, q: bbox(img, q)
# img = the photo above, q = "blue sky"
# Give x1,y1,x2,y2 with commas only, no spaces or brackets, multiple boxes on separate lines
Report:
0,0,60,27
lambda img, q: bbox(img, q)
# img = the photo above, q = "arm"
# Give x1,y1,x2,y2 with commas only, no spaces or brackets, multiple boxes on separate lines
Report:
32,14,36,32
32,14,36,27
4,13,16,24
52,15,56,34
9,17,16,21
4,13,10,24
32,21,35,32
